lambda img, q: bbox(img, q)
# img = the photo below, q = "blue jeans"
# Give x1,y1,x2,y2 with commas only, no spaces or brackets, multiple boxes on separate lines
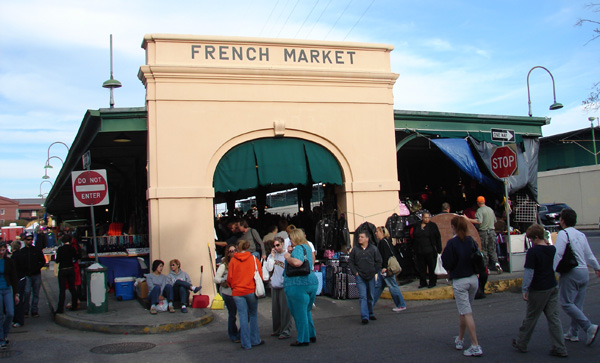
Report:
374,273,406,308
149,284,173,305
222,294,240,342
284,284,317,343
0,287,14,341
233,293,261,349
172,280,191,305
355,275,375,320
559,268,593,335
24,274,42,315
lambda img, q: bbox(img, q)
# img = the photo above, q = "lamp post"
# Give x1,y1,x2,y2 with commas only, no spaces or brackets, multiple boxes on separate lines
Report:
526,66,563,117
589,117,598,165
43,142,69,179
39,180,53,197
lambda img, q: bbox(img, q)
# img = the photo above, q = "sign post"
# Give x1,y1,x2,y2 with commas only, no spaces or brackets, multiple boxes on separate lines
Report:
490,143,518,272
72,166,109,263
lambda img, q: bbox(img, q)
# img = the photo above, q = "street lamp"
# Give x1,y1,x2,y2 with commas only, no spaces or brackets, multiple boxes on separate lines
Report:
589,117,598,165
43,142,69,179
526,66,563,117
39,180,53,197
44,155,64,169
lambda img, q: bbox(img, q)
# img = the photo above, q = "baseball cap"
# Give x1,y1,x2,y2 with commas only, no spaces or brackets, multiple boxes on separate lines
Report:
24,232,34,239
476,196,485,204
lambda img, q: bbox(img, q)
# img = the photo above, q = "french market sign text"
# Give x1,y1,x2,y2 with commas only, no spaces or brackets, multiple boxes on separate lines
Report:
191,45,356,64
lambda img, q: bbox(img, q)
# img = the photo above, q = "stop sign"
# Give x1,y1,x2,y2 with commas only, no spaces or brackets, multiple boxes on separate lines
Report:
490,145,518,179
71,170,109,207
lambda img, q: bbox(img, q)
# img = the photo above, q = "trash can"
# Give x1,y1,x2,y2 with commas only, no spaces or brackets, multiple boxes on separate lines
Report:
86,263,108,314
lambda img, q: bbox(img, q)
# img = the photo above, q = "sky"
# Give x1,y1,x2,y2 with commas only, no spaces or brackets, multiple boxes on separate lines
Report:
1,0,599,199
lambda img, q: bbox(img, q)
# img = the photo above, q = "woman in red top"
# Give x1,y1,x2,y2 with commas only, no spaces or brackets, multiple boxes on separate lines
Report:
227,239,264,350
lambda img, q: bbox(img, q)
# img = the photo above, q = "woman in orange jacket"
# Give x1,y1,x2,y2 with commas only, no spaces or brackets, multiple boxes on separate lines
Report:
227,239,264,350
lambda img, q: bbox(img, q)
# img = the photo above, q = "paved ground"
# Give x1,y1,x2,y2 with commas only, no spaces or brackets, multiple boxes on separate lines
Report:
39,263,522,334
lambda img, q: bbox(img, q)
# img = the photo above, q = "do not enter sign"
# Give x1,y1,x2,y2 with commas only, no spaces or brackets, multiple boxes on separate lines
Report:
491,145,518,179
71,170,109,207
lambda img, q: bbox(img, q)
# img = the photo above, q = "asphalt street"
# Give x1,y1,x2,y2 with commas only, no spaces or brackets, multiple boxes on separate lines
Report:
5,230,600,362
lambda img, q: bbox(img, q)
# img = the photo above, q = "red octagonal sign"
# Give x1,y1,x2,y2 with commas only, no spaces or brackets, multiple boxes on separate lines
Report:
71,170,109,207
491,145,518,179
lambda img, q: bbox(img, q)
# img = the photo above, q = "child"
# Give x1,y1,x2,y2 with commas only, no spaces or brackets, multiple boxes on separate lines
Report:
512,224,567,357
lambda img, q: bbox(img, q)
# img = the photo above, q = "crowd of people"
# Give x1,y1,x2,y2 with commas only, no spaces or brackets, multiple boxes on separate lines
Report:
0,201,598,358
204,204,600,358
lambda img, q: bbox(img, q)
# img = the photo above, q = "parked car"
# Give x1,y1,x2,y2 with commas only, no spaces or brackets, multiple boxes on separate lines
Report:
538,203,570,227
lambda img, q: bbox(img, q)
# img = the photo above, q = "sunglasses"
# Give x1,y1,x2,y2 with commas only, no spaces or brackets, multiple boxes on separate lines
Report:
273,244,281,247
170,264,177,266
228,250,236,253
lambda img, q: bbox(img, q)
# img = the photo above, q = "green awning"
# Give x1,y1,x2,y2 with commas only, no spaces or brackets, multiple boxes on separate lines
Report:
214,138,342,193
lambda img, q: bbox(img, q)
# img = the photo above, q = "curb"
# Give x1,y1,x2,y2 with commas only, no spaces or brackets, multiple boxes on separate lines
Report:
53,310,214,334
42,276,214,334
381,277,523,301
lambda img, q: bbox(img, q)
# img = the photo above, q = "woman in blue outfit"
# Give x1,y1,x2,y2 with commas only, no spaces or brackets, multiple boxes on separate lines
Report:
373,226,407,312
0,242,19,349
284,229,318,347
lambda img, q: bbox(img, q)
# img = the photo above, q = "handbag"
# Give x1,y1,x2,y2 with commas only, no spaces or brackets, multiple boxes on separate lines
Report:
556,231,578,274
383,239,402,276
253,257,265,298
471,239,486,276
434,253,447,275
285,245,311,277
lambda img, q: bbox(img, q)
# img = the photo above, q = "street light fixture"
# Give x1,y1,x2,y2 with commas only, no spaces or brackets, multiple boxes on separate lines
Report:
39,180,53,197
44,155,64,169
589,117,598,165
526,66,563,117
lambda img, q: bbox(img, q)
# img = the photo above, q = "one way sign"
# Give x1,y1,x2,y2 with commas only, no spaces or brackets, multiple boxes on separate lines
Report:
491,128,515,142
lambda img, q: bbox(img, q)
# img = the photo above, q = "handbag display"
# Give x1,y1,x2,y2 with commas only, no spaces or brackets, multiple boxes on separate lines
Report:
285,245,311,277
471,240,486,276
253,257,265,298
556,231,578,274
383,239,402,276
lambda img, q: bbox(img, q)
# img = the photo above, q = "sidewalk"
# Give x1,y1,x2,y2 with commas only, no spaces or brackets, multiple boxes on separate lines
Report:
41,268,214,334
41,267,523,335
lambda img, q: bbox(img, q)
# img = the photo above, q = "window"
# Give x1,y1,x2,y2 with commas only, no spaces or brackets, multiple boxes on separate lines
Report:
0,209,4,215
32,211,37,217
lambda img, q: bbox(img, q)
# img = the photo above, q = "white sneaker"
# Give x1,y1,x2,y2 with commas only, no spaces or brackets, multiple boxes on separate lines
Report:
463,345,483,357
564,331,579,342
392,307,407,312
586,324,599,346
495,263,503,274
454,336,464,350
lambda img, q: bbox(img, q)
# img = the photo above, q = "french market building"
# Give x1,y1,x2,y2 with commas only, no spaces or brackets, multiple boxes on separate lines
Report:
44,34,546,294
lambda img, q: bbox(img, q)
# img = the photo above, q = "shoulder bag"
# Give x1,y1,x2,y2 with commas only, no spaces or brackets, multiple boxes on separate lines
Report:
471,239,486,276
253,257,266,298
384,239,402,276
556,231,578,274
284,245,311,277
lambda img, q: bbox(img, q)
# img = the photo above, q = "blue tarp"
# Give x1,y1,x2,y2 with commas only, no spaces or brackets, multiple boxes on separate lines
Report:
431,139,501,192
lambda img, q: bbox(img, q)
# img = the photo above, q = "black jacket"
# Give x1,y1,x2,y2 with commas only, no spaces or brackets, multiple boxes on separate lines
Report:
349,243,382,280
13,245,46,277
1,257,18,297
377,238,399,269
412,222,442,255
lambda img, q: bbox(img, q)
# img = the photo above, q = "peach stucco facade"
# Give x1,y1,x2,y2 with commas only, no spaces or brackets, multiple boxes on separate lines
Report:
138,34,400,294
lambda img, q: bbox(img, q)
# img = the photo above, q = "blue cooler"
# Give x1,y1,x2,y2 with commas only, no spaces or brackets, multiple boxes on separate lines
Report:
114,277,135,301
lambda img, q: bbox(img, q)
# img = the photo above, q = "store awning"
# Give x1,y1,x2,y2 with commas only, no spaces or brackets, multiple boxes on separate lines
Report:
214,138,343,193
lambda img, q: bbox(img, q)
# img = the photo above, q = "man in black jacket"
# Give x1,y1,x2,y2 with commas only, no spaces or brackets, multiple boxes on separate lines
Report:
13,232,45,318
349,232,382,324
